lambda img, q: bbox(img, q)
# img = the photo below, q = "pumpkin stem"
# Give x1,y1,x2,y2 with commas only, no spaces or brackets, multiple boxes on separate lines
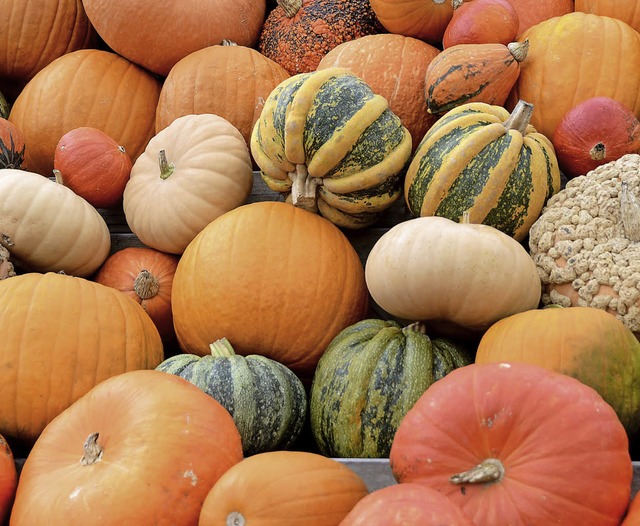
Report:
403,321,428,335
620,182,640,242
590,142,606,161
0,244,15,280
452,0,463,9
289,164,321,213
507,39,529,63
133,269,160,300
276,0,303,18
209,337,237,358
80,432,104,466
52,168,64,185
158,150,175,180
503,100,533,136
450,458,505,485
226,511,246,526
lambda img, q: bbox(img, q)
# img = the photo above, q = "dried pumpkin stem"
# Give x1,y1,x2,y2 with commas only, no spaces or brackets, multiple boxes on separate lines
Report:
0,244,15,280
80,432,104,466
209,337,236,358
452,0,463,9
590,142,606,161
402,321,428,335
226,511,246,526
620,182,640,242
289,164,321,213
133,269,160,300
158,150,175,180
450,458,505,485
277,0,303,18
503,100,533,135
507,39,529,63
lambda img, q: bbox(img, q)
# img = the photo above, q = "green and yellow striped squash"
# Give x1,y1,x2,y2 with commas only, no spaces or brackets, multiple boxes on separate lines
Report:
404,99,561,241
156,338,307,456
251,67,413,229
309,319,471,458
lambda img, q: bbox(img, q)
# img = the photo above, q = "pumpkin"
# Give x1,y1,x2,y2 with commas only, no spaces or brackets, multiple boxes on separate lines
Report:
53,126,133,208
198,451,369,526
258,0,384,76
476,305,640,435
504,0,573,36
509,12,640,140
317,33,441,150
0,168,111,277
575,0,640,34
171,201,369,384
9,369,243,525
0,272,163,451
338,483,476,526
0,117,25,170
389,362,633,526
81,0,266,76
552,97,640,179
251,67,412,229
442,0,519,48
310,319,471,458
9,49,161,177
404,100,560,241
157,337,307,456
364,214,542,337
424,40,529,115
123,113,254,254
0,434,17,525
93,246,180,348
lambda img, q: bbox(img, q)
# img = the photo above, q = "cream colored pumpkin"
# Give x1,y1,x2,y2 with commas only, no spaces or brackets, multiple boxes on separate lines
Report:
0,168,110,277
123,113,254,254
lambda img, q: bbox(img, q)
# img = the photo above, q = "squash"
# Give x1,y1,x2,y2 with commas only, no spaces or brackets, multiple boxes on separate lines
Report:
53,126,133,209
0,434,17,525
574,0,640,34
123,113,254,254
157,337,307,456
404,100,560,241
0,168,111,277
504,0,573,36
9,369,243,525
0,272,163,451
442,0,519,48
171,201,369,384
389,362,633,526
0,117,25,169
364,214,542,337
310,319,471,458
8,49,161,177
199,451,369,526
251,67,412,229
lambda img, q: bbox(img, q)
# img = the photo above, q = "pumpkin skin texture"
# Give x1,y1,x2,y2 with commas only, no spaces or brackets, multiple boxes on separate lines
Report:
404,101,561,241
10,369,243,526
443,0,519,48
172,201,369,384
310,319,471,458
575,0,640,34
123,114,254,254
82,0,266,76
389,362,633,526
504,0,573,36
198,451,369,526
364,215,542,336
8,49,161,177
0,272,164,451
0,168,111,277
157,338,307,456
0,434,17,525
0,118,26,170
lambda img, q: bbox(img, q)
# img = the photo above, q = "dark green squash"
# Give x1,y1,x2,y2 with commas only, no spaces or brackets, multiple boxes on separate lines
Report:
156,338,307,456
309,318,472,458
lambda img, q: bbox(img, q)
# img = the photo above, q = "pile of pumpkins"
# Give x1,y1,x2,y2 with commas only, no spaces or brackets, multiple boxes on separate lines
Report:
0,0,640,524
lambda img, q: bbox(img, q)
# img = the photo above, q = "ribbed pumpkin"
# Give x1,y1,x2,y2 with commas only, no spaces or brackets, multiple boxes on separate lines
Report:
424,40,529,115
404,100,561,241
442,0,519,48
0,272,164,451
8,49,161,177
0,117,25,170
251,67,412,229
310,319,471,458
157,338,307,456
575,0,640,34
317,33,441,150
171,201,369,384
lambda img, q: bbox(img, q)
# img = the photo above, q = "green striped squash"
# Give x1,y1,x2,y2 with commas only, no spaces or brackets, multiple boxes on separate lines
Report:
404,99,561,241
156,338,307,456
250,67,412,229
309,319,471,458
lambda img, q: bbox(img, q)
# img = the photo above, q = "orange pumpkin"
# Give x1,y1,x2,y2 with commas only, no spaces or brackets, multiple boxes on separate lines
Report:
504,0,573,36
575,0,640,34
8,49,161,177
443,0,519,48
10,370,243,525
171,201,369,383
199,451,369,526
0,434,17,524
0,117,25,169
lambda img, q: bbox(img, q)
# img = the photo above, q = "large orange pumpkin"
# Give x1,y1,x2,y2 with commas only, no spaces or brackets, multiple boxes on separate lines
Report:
575,0,640,34
8,49,161,177
171,201,369,383
10,370,243,525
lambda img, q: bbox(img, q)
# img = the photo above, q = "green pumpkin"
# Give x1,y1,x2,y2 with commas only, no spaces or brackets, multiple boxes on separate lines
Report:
309,319,472,458
156,338,307,456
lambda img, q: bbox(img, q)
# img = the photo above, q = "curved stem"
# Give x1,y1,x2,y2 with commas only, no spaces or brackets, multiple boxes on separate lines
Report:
288,164,321,213
133,269,160,300
80,432,103,466
450,458,505,485
503,100,533,135
209,337,236,358
277,0,303,18
590,142,606,161
158,150,175,180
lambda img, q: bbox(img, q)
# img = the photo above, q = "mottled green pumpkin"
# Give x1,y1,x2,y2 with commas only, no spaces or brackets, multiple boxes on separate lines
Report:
156,338,307,456
309,319,472,458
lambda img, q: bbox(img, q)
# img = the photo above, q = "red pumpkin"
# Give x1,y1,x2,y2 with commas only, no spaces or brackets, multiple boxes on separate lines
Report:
0,434,17,524
53,127,133,208
443,0,519,48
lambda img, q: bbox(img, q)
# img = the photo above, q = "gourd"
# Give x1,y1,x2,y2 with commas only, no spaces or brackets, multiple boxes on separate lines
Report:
0,117,25,169
442,0,519,48
310,319,471,458
251,67,412,229
0,168,111,277
157,338,307,456
404,100,560,241
389,362,633,526
9,370,243,525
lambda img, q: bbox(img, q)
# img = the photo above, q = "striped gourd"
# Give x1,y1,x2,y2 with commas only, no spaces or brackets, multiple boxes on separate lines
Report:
309,319,471,458
156,338,307,456
404,99,561,241
251,67,412,229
